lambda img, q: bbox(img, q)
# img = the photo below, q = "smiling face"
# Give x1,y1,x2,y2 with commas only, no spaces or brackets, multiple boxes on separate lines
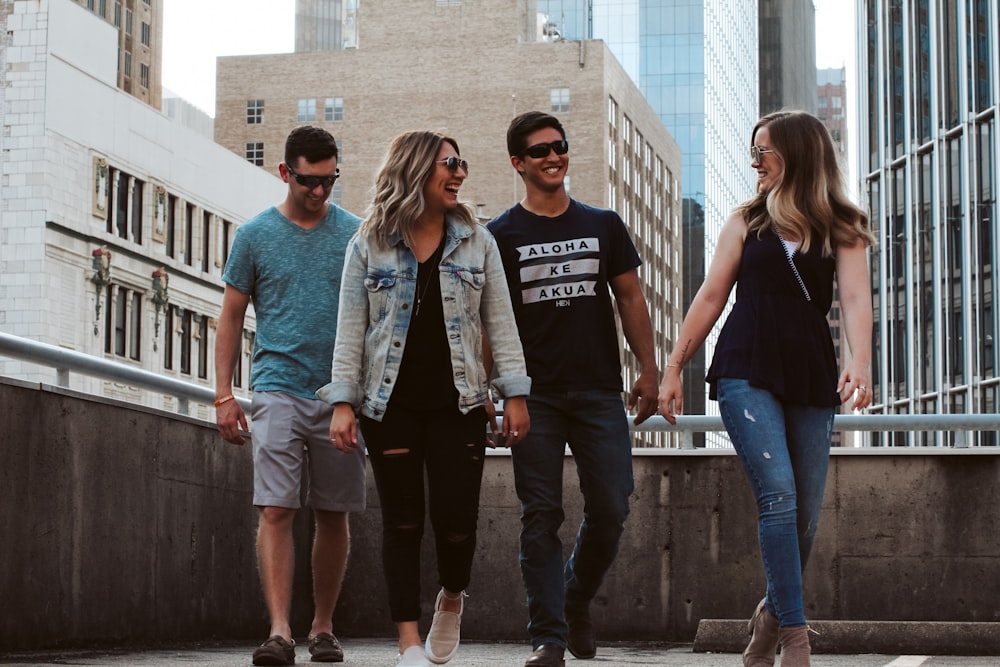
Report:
281,156,338,218
751,125,784,193
512,126,569,194
422,140,467,216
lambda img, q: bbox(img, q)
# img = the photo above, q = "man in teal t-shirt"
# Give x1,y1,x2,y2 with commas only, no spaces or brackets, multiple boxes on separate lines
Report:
214,126,365,667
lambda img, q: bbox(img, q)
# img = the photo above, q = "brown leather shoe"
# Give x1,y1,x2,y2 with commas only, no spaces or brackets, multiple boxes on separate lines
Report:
524,644,565,667
565,605,596,659
252,635,295,666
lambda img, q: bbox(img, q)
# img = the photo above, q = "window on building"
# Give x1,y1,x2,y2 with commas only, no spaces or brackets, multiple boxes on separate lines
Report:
131,176,143,243
246,99,264,124
98,0,106,17
221,219,233,267
140,63,149,89
114,2,121,27
196,315,209,379
246,142,264,166
166,194,177,258
179,309,192,375
141,22,150,47
163,306,174,370
184,202,195,267
297,98,316,122
550,88,570,113
113,169,129,237
123,51,132,78
233,329,246,388
125,8,133,34
202,211,212,273
324,97,344,121
107,168,143,244
129,291,142,360
104,286,141,361
86,0,94,10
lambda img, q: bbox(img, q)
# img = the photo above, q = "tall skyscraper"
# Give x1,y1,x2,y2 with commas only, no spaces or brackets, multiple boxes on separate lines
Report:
818,67,847,159
68,0,162,109
295,0,358,51
859,0,998,446
538,0,761,445
758,0,818,116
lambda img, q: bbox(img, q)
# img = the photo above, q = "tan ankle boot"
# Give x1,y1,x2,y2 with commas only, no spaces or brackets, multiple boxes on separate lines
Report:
777,626,811,667
742,598,779,667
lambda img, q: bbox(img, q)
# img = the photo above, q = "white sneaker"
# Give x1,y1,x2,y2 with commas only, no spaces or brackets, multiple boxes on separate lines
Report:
397,644,432,667
424,589,465,664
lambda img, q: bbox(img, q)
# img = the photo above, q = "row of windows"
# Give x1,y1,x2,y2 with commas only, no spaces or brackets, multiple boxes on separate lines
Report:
245,88,573,126
99,285,253,390
95,161,236,276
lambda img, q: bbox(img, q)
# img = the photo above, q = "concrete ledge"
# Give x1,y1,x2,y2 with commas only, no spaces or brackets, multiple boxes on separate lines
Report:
694,620,1000,655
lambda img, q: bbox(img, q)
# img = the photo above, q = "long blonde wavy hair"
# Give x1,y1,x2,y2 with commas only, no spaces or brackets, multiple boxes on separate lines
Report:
360,131,476,249
738,110,874,255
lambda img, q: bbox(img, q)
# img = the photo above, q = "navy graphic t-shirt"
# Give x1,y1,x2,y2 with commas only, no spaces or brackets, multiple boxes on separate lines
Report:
487,200,641,392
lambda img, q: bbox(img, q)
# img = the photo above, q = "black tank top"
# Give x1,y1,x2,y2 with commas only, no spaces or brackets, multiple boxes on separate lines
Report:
706,227,840,407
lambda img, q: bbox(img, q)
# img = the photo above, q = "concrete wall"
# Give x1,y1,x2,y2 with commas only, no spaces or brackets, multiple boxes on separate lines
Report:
2,378,999,650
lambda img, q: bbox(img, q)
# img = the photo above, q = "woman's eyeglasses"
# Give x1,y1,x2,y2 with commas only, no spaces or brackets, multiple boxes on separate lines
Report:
521,140,569,159
437,156,470,173
750,145,775,162
285,164,340,189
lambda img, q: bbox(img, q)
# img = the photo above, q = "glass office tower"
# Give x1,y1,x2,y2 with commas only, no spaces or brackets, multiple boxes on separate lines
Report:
859,0,998,446
539,0,758,445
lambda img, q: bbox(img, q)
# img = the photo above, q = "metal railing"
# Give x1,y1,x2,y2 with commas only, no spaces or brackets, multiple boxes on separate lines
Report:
0,330,250,415
2,331,999,444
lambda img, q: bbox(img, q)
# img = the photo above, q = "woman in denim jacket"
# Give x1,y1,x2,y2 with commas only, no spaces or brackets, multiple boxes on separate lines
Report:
318,131,530,667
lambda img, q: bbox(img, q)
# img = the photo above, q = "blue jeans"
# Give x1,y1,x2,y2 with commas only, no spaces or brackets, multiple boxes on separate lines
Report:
511,390,634,648
717,378,834,628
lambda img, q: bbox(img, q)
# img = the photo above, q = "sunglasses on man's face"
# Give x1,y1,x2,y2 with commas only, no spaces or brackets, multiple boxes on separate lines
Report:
286,164,340,189
521,139,569,159
437,156,470,173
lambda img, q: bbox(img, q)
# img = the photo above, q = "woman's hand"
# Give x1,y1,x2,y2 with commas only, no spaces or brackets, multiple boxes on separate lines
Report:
497,396,529,448
838,360,872,411
657,368,683,425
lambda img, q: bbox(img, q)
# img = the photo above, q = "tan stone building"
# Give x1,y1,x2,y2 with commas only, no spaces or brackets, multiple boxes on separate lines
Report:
214,0,683,446
69,0,162,109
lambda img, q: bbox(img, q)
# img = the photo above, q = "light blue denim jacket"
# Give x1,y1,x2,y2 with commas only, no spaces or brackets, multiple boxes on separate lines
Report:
316,215,530,420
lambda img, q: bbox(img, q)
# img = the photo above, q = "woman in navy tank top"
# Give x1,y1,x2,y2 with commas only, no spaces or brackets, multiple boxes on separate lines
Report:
657,111,875,667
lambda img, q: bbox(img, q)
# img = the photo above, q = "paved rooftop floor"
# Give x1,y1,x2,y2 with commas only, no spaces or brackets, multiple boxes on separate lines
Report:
2,640,999,667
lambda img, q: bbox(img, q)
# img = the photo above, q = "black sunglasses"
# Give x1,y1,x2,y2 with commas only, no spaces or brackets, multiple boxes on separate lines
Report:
521,140,569,159
437,156,470,173
285,164,340,189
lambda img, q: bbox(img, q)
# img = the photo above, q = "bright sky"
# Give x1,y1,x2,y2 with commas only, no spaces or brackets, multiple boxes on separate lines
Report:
162,0,854,118
162,0,294,115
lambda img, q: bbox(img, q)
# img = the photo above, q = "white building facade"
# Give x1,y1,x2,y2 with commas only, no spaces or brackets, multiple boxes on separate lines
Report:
0,0,284,418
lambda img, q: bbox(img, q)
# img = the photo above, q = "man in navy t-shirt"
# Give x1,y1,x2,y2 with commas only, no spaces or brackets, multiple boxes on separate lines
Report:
487,111,659,667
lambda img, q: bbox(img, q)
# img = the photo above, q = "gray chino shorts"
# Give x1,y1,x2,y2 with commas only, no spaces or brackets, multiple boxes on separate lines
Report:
250,391,367,512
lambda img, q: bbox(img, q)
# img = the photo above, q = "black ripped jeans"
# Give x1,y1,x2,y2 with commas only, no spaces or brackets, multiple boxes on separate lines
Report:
360,404,487,622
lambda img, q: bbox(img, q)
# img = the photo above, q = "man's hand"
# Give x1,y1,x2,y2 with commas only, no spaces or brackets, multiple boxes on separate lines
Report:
628,368,659,425
216,399,248,445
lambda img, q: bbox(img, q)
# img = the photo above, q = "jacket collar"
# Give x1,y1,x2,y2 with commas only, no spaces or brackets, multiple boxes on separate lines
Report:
387,213,473,248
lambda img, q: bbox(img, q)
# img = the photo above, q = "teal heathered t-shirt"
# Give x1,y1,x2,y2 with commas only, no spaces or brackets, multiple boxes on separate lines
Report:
222,204,361,398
